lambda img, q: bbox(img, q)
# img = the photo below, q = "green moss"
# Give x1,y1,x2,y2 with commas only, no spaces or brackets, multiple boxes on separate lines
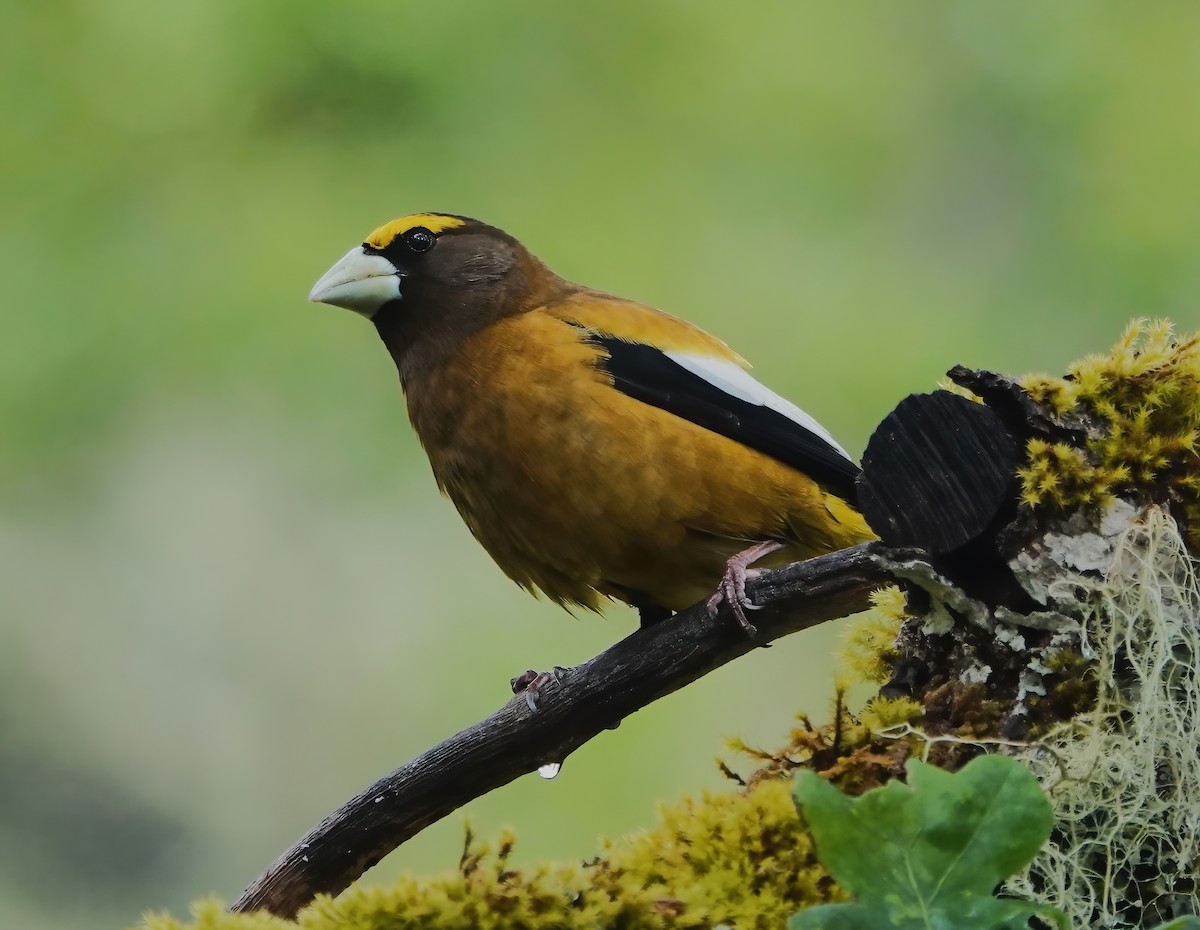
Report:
837,586,906,686
139,899,291,930
725,692,923,798
1018,320,1200,546
1026,649,1098,737
136,779,837,930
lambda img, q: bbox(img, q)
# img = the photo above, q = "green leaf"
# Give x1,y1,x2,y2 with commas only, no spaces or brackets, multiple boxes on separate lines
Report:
791,755,1067,930
790,898,1052,930
1150,920,1200,930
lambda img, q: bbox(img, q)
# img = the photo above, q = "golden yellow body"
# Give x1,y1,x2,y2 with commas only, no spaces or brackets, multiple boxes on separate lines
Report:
408,293,870,611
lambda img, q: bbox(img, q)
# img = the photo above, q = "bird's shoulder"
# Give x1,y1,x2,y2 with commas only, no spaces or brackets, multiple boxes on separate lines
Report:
538,288,748,365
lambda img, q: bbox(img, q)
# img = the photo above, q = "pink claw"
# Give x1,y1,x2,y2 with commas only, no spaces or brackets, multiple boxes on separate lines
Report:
706,540,786,637
511,666,567,712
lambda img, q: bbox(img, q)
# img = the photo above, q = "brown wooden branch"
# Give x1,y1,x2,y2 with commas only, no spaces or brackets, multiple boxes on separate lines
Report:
231,541,910,919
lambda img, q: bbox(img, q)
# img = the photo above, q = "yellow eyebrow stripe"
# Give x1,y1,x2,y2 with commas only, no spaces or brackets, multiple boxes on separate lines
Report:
364,214,466,249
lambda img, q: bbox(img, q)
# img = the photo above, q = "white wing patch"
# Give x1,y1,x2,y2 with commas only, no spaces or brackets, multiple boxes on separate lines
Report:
664,351,852,462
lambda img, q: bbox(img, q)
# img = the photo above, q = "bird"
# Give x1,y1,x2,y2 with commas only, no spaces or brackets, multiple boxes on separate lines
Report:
308,213,873,638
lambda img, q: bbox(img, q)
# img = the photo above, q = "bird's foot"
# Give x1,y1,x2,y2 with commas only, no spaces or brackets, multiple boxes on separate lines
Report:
511,666,568,712
706,540,786,638
706,569,763,636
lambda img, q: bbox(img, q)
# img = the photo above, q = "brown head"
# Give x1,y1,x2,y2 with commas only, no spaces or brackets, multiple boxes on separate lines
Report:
308,213,567,383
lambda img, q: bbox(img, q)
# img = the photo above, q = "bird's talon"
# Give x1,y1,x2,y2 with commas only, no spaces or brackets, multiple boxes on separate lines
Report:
708,540,788,639
512,666,568,712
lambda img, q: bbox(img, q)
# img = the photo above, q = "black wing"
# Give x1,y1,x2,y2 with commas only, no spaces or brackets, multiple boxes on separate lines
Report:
585,332,860,503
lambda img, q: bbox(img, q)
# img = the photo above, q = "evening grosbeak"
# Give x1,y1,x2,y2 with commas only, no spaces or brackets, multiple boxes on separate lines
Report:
309,213,873,635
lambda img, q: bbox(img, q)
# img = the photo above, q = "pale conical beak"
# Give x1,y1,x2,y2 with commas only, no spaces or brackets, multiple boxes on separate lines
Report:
308,246,401,318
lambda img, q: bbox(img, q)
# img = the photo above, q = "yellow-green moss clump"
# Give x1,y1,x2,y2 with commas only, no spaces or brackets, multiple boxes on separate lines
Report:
837,586,906,687
1019,320,1200,545
138,778,837,930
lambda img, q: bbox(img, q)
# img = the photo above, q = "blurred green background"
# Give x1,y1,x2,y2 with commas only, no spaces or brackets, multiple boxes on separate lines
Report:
2,2,1198,928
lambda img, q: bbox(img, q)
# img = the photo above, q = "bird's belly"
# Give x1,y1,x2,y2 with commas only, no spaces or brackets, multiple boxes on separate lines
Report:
423,391,848,613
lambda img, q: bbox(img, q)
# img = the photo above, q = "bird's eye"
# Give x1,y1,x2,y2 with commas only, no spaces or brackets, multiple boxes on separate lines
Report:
403,227,436,253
